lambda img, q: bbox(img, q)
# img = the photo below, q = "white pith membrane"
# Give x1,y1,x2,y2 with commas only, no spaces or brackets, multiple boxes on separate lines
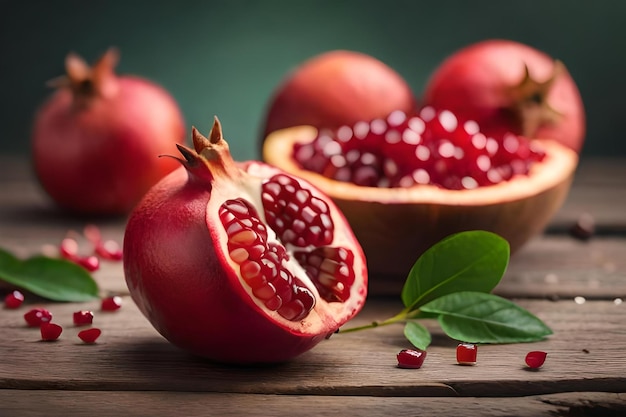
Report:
203,157,365,335
264,125,578,205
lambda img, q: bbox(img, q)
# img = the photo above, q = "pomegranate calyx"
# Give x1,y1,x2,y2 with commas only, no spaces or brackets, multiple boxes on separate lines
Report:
507,60,564,138
48,48,120,108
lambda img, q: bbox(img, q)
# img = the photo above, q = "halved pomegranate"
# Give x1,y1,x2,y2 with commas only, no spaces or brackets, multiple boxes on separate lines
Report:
123,118,367,363
262,110,577,283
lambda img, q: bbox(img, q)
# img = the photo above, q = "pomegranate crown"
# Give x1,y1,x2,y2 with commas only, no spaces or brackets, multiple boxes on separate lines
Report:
48,48,121,106
172,117,241,184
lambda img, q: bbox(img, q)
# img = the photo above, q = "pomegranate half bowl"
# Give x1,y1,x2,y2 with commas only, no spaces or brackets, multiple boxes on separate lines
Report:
263,125,578,283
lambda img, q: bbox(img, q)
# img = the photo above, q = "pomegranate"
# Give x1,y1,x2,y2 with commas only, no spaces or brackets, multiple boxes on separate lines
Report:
32,48,185,215
397,348,427,369
4,290,25,309
73,310,94,326
123,117,367,363
24,308,53,327
101,296,123,312
423,39,585,153
261,50,416,142
262,109,577,283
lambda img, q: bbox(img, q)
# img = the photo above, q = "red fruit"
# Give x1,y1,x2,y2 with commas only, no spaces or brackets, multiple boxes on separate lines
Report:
397,348,427,369
31,48,185,215
40,323,63,341
73,310,94,326
101,296,123,311
4,290,25,309
262,50,416,140
525,350,547,369
123,118,367,363
293,108,545,190
423,39,585,153
24,308,53,327
78,328,102,343
456,343,478,365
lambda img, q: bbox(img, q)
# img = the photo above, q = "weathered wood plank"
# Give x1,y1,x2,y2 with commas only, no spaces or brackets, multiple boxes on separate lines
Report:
1,391,625,417
1,297,624,397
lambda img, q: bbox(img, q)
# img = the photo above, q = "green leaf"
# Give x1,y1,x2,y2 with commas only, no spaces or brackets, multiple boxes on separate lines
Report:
403,321,432,350
401,231,509,310
421,291,553,344
0,248,99,302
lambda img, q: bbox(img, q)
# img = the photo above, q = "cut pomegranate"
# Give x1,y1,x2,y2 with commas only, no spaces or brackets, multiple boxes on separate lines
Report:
40,323,63,341
24,308,53,327
123,118,367,363
456,343,478,365
101,296,122,311
78,328,102,344
525,351,547,369
293,107,545,191
397,348,427,369
4,290,25,309
73,310,94,326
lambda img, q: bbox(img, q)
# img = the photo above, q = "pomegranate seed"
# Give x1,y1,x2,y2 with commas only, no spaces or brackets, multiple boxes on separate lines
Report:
397,349,427,369
456,343,478,365
73,310,94,326
101,296,122,311
78,255,100,272
525,351,547,369
294,108,545,190
4,290,25,309
78,328,102,343
85,224,123,261
40,323,63,341
24,308,53,327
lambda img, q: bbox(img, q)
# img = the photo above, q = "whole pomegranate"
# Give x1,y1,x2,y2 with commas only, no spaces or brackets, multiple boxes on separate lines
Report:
32,48,185,215
423,39,585,153
261,50,416,141
123,118,367,363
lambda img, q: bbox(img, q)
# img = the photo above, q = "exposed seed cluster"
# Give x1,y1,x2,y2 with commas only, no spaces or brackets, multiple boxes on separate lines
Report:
293,107,546,190
220,174,356,322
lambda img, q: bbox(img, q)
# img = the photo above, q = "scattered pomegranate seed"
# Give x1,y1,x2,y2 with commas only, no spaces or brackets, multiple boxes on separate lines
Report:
4,290,25,309
525,351,547,369
78,255,100,272
73,310,94,326
40,323,63,341
85,224,123,261
397,349,427,369
456,343,478,365
78,328,102,344
24,308,53,327
101,296,122,311
60,236,101,272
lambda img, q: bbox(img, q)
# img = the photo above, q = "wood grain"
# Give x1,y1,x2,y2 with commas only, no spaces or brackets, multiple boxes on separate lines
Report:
1,156,625,416
1,391,625,417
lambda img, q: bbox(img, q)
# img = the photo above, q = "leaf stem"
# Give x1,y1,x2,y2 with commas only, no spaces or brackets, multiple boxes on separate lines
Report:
338,308,416,334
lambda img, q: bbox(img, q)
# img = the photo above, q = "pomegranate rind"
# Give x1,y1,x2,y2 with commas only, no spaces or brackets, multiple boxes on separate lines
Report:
123,135,367,363
263,125,578,280
261,50,416,140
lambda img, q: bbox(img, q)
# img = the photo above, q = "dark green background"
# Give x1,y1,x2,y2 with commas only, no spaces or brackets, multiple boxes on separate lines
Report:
1,0,624,161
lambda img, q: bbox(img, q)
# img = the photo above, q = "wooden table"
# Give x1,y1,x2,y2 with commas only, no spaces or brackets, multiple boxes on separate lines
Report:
1,157,625,416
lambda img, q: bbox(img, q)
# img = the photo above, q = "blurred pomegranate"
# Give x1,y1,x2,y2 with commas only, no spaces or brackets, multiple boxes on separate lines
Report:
261,50,416,142
423,39,585,153
32,48,186,215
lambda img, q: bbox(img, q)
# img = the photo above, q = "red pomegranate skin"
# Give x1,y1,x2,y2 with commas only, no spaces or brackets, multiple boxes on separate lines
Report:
124,167,331,363
262,50,417,138
32,56,185,215
424,40,585,153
